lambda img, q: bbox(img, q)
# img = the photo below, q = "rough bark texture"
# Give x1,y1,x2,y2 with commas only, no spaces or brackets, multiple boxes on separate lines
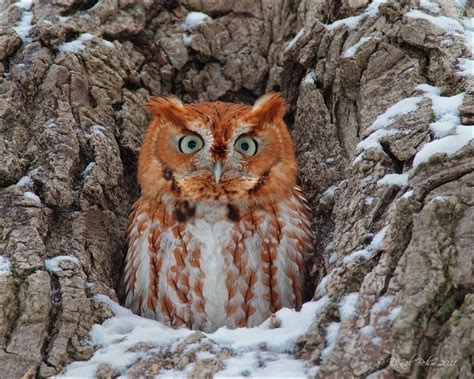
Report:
0,0,472,377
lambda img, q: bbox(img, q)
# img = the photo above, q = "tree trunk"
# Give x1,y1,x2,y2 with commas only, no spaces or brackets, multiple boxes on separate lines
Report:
0,0,472,377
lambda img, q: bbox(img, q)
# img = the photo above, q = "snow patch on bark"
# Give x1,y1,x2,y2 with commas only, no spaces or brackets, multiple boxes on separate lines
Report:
0,256,11,274
45,256,80,273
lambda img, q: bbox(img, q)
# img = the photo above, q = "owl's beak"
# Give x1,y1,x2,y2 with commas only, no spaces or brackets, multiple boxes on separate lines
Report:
213,162,223,183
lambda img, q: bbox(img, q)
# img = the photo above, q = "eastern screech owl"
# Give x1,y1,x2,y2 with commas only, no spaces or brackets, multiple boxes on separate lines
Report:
123,93,313,332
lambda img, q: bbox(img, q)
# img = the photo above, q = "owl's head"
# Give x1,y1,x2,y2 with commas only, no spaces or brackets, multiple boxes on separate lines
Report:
137,93,298,204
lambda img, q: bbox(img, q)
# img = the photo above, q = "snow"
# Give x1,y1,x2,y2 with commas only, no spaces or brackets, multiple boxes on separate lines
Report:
44,256,80,273
14,0,32,9
413,126,472,167
303,71,316,85
431,195,450,202
455,0,469,8
343,37,373,57
419,0,441,13
372,337,382,346
315,273,332,296
366,96,423,133
45,119,58,128
327,15,363,31
217,353,309,378
91,124,106,134
464,17,474,51
338,293,359,321
23,191,42,206
343,226,388,266
360,325,375,336
326,0,387,31
17,175,32,186
320,322,340,363
357,129,398,151
406,10,463,34
402,190,414,198
371,295,394,315
287,28,305,49
84,162,96,176
59,33,95,53
458,58,474,76
13,8,33,41
388,306,402,322
322,185,338,198
181,12,210,31
377,173,409,187
182,34,192,46
63,295,330,377
0,256,11,274
407,85,473,168
209,296,330,353
364,196,375,206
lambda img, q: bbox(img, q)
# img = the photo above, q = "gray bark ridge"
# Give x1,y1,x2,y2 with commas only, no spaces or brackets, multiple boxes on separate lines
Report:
0,0,472,377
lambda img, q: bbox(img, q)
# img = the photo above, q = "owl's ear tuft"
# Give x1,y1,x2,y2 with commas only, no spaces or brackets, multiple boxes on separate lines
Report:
252,92,286,125
146,96,185,127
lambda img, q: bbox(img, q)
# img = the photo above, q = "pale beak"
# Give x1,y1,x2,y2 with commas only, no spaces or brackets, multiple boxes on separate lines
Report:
213,162,223,183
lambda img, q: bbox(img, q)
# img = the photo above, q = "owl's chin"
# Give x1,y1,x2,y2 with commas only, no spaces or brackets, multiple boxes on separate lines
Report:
175,172,259,203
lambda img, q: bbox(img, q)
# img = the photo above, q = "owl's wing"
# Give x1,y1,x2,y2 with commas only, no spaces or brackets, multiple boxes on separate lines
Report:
123,204,162,317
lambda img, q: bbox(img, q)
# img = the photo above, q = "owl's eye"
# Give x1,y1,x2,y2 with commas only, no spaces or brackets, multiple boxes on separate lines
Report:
235,137,258,156
179,135,204,154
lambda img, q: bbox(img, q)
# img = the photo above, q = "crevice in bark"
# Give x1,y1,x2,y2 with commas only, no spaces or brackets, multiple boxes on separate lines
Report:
60,0,99,16
380,141,404,174
40,272,62,374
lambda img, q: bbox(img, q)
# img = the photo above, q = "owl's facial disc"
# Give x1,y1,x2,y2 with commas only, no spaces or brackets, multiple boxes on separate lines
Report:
139,93,297,203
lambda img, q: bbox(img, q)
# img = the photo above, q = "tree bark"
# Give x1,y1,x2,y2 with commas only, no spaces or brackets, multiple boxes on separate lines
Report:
0,0,472,377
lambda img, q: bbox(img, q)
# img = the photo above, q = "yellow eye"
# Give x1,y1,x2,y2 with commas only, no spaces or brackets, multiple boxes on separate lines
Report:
179,135,204,154
235,137,258,156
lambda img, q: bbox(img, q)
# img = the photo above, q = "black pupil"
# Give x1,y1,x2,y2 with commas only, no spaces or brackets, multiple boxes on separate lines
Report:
240,142,249,151
188,139,197,149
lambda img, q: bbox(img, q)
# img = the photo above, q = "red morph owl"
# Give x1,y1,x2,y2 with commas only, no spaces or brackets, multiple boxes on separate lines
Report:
123,93,313,332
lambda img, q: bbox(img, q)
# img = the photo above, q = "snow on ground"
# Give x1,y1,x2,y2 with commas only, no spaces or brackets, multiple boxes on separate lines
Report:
0,256,11,274
63,295,331,377
44,256,80,273
326,0,387,31
181,11,210,31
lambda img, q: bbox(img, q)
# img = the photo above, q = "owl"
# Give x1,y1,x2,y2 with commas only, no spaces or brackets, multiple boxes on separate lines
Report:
123,93,313,332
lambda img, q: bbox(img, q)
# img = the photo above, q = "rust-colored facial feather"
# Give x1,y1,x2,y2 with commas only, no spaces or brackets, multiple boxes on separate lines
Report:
137,93,297,204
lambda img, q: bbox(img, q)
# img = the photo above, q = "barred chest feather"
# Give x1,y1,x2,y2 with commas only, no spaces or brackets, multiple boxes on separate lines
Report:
124,192,312,332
